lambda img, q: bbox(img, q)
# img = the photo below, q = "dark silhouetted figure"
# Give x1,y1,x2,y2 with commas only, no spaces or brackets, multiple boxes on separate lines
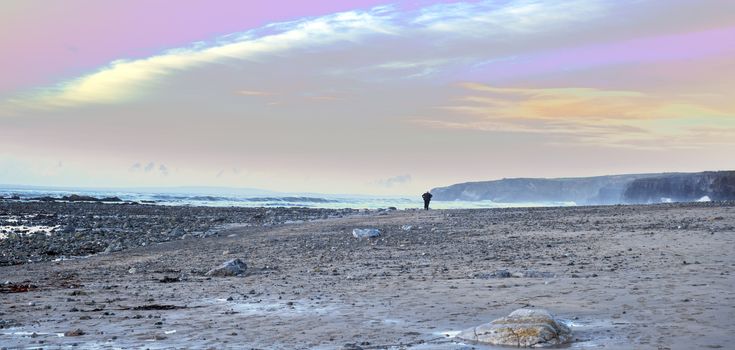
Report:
422,191,433,210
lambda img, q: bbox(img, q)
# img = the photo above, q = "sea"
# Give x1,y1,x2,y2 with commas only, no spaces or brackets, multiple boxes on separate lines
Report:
0,186,575,210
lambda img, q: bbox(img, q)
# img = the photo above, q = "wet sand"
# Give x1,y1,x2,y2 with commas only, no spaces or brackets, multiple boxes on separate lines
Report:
1,202,734,349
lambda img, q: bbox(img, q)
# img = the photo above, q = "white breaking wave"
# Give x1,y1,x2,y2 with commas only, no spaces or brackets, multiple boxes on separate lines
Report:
1,187,575,210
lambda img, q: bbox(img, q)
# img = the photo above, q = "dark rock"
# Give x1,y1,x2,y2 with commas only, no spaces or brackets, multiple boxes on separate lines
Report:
103,240,124,253
168,227,185,237
158,276,181,283
64,329,85,337
0,203,359,267
62,195,99,202
132,304,185,310
476,270,512,279
518,270,555,278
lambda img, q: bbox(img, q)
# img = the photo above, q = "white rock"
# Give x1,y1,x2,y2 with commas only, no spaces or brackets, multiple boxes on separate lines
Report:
206,258,247,277
457,308,571,347
352,228,380,239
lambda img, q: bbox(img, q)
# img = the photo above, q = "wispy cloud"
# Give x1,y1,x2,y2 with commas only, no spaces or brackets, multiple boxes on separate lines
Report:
216,168,242,178
236,90,274,97
159,164,169,176
2,0,612,111
130,161,169,175
412,0,605,35
414,82,735,149
463,26,735,81
129,162,142,172
4,10,394,109
375,174,412,188
143,162,155,172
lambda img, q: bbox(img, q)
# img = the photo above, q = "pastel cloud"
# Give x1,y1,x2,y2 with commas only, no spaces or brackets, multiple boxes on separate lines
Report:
0,0,398,93
3,0,611,111
411,0,605,35
464,26,735,82
236,90,273,97
5,10,393,109
415,83,735,149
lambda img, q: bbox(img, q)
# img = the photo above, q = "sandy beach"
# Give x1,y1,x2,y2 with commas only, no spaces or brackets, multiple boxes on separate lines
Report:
1,202,734,349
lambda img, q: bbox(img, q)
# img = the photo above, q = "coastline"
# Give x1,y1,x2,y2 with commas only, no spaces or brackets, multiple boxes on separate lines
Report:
1,201,734,349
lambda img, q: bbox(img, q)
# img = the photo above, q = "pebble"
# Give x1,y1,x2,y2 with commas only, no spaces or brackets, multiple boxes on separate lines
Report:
64,329,85,337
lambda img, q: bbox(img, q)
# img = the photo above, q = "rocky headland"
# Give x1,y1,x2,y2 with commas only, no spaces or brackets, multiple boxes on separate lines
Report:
431,170,735,205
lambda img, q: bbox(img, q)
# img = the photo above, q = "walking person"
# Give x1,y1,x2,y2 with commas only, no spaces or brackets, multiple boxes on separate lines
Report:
422,191,433,210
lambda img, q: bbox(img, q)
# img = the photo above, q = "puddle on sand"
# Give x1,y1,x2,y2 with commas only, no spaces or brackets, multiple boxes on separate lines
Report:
2,326,181,350
382,318,405,325
1,330,65,338
208,298,339,317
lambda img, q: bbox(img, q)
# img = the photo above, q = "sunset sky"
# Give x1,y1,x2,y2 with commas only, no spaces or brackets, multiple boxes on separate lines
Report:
1,0,734,195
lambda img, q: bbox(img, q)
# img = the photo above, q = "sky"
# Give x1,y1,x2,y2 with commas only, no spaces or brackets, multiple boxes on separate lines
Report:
1,0,734,195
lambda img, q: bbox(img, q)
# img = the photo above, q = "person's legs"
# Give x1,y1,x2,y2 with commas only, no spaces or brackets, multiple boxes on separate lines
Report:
424,201,429,210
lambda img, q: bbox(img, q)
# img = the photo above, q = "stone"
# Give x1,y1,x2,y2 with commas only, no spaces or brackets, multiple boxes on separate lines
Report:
521,270,555,278
401,225,413,231
475,269,512,279
493,270,512,278
206,258,247,277
456,308,571,347
168,227,185,237
352,228,380,239
64,329,85,337
104,239,124,253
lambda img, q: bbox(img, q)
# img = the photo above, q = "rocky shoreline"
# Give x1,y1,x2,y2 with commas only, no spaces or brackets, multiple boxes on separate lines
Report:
1,201,733,349
0,200,365,266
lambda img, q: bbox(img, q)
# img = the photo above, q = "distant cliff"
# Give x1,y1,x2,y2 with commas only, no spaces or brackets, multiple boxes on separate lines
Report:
622,171,735,204
431,171,735,205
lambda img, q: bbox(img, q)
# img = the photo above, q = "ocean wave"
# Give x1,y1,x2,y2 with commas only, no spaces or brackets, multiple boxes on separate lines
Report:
2,187,573,209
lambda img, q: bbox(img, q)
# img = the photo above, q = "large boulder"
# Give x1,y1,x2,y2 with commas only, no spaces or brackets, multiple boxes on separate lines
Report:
206,258,247,277
457,309,571,347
